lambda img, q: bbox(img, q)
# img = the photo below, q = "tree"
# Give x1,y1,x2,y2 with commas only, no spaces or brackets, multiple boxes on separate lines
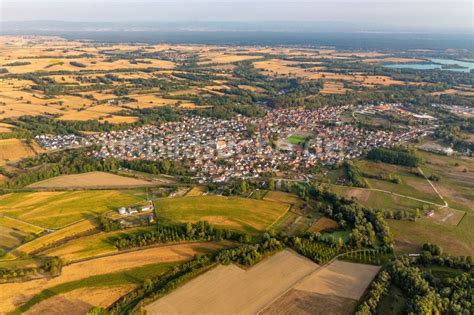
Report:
268,178,275,191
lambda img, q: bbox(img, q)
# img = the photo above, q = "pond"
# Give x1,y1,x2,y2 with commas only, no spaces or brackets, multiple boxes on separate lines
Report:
383,58,474,73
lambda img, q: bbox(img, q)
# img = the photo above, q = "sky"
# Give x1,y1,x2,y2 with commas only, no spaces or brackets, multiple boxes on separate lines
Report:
1,0,473,32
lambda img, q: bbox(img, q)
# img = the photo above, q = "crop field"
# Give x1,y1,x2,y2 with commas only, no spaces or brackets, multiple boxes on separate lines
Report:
307,217,339,233
263,191,302,205
185,186,206,197
0,242,225,314
262,260,380,315
153,195,289,233
145,249,319,315
42,226,156,263
14,220,97,255
0,138,40,165
198,53,262,64
321,81,348,94
0,216,44,251
26,285,135,315
27,172,156,189
0,190,147,229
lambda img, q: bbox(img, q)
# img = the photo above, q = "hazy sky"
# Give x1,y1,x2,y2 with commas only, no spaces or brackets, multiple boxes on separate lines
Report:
1,0,473,32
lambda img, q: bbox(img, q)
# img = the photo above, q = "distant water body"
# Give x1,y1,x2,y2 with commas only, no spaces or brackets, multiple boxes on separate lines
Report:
384,58,474,73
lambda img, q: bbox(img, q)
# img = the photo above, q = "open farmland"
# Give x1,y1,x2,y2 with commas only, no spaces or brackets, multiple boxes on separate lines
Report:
153,195,289,233
42,226,156,263
330,184,430,214
389,213,474,256
0,242,225,314
0,243,226,313
0,190,147,229
145,249,319,315
0,216,44,251
263,191,302,205
261,260,380,315
0,138,40,165
27,172,156,189
14,220,97,255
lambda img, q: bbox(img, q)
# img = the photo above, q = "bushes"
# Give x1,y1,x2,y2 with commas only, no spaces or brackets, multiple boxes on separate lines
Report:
0,256,63,282
289,234,338,264
69,61,86,68
344,161,369,188
356,271,391,315
111,221,250,250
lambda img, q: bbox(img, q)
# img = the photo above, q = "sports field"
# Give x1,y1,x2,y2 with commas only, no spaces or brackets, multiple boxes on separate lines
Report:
154,195,289,233
0,190,147,229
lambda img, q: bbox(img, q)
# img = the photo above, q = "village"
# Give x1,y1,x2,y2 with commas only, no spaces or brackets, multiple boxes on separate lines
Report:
36,105,434,182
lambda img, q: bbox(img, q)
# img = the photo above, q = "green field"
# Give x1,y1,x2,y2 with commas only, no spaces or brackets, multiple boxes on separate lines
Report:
285,134,307,145
154,195,289,233
355,160,444,204
329,184,428,214
0,216,45,251
388,213,474,256
43,226,156,262
0,190,147,229
417,151,474,213
16,262,177,313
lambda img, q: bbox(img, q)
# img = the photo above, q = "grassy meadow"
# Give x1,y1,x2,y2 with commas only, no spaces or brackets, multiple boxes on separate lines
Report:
154,195,289,233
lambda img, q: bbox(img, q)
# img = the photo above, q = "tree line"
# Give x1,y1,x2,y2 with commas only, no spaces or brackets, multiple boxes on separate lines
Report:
367,146,423,167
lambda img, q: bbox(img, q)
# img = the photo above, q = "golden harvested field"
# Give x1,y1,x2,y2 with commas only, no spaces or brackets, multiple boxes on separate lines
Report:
0,138,40,165
321,81,348,94
262,260,380,315
0,216,44,235
199,53,262,64
294,260,380,299
27,172,155,189
307,217,339,233
25,285,134,315
0,242,223,314
237,84,265,93
145,249,319,315
261,290,358,315
0,122,13,133
185,186,206,197
14,220,97,255
253,59,407,86
263,191,302,205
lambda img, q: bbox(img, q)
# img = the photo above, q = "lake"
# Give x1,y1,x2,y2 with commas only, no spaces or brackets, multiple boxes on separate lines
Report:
383,58,474,73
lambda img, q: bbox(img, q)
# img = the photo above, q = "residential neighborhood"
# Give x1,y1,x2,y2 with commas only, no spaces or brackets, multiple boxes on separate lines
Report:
36,105,434,182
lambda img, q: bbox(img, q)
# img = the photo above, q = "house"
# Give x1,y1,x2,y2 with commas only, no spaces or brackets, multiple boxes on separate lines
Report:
140,204,154,212
118,207,127,215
